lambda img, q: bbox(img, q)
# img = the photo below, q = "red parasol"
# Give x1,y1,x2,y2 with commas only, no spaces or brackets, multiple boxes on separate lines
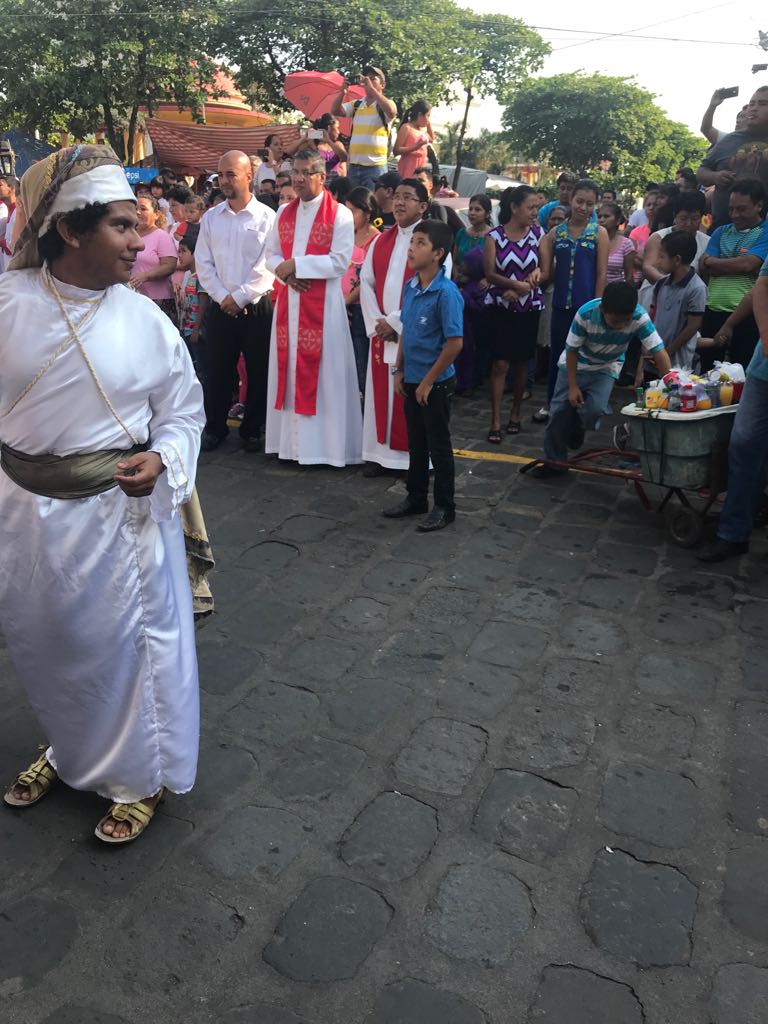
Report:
282,71,365,136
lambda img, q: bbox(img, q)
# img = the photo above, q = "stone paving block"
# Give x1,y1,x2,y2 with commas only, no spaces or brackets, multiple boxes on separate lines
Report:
724,844,768,941
538,658,612,708
644,604,725,645
728,702,768,834
494,584,564,626
740,599,768,638
598,763,698,847
424,863,533,965
340,791,438,882
226,599,302,646
536,525,600,553
481,527,527,553
394,717,488,795
712,963,768,1024
474,770,578,863
363,560,430,594
40,1008,132,1024
370,977,487,1023
268,736,366,800
656,570,736,611
324,677,411,734
617,702,695,759
239,539,300,571
0,896,79,990
286,636,361,688
184,742,258,812
517,550,591,584
224,682,320,745
527,965,644,1023
582,849,696,965
197,635,264,695
741,646,768,692
633,652,716,702
50,815,193,897
445,548,515,585
549,501,612,525
595,542,657,577
263,876,392,981
309,534,374,571
577,573,640,614
107,886,244,993
491,508,544,533
467,621,548,669
273,514,337,543
194,805,311,881
559,613,627,657
371,629,454,678
504,705,596,771
409,586,480,630
334,597,391,633
221,1007,312,1024
435,658,521,716
391,528,466,564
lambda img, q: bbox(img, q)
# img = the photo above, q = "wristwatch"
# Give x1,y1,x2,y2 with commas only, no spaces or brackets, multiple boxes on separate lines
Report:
391,366,402,376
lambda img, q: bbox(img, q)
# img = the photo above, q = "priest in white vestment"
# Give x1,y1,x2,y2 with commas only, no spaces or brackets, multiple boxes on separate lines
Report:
360,179,450,472
265,150,362,467
0,146,205,844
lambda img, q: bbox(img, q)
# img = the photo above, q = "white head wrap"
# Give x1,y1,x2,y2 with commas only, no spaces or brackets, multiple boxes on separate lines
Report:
39,163,136,237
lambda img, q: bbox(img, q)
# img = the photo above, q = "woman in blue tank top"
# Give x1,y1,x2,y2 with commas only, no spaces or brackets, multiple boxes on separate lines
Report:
535,180,608,420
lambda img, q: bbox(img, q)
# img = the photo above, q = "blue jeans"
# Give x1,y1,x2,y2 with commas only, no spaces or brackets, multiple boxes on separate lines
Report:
547,306,577,403
348,164,386,191
717,375,768,543
544,368,615,462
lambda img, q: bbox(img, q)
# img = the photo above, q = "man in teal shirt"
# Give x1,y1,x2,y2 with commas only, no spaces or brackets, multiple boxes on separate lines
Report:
700,254,768,561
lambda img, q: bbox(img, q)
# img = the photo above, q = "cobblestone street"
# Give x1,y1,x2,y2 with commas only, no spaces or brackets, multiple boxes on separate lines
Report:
2,389,768,1024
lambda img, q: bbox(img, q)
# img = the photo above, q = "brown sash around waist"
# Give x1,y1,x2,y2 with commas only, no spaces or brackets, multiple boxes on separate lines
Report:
0,442,148,500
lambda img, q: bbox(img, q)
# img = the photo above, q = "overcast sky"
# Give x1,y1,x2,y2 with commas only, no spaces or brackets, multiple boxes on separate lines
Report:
432,0,766,141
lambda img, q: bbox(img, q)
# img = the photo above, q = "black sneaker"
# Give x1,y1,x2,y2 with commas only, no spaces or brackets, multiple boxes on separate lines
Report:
417,507,455,532
697,538,749,563
382,498,429,518
200,430,226,452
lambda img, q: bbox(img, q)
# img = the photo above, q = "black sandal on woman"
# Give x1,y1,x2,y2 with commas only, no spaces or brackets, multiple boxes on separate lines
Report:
506,420,522,435
487,429,502,445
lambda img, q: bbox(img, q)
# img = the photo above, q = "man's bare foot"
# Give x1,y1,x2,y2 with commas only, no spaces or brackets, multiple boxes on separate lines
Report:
97,790,165,841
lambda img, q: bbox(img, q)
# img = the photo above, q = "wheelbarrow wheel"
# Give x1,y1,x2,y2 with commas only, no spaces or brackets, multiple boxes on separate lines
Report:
665,504,704,548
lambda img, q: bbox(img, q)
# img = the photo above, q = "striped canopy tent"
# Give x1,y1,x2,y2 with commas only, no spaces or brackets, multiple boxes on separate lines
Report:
145,120,301,174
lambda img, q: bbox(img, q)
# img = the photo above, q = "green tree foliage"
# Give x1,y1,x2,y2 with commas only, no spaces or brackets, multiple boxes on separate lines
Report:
503,72,707,194
436,124,517,175
0,0,222,162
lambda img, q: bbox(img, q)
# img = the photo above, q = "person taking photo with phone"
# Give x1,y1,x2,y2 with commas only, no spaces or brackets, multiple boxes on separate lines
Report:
332,65,397,191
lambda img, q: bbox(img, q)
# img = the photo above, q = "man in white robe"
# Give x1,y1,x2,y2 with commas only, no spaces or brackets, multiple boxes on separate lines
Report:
265,149,362,467
0,146,205,844
360,179,450,473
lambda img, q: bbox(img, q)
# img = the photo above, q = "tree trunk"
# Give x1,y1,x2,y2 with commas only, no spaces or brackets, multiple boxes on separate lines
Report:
452,85,473,192
127,104,139,165
103,102,125,162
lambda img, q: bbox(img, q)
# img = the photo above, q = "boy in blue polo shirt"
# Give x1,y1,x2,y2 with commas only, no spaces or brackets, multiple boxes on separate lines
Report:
533,281,672,476
383,220,463,531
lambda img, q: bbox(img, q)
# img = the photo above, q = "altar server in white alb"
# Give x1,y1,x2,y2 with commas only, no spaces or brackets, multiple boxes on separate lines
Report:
0,146,206,845
265,149,363,466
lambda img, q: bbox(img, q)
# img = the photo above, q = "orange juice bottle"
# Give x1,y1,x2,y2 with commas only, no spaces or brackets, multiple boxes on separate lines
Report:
720,383,734,406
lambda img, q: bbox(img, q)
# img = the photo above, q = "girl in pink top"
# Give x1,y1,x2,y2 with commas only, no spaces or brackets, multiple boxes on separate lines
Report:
131,196,179,322
394,101,435,181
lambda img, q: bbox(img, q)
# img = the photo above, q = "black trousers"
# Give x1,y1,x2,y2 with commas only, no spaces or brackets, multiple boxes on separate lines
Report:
404,378,456,511
699,308,759,373
203,296,273,439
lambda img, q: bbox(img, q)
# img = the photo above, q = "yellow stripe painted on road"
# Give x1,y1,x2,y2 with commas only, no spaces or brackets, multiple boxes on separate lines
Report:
453,448,532,466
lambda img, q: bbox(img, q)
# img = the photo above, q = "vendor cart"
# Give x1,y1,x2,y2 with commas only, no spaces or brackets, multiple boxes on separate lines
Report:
520,403,738,547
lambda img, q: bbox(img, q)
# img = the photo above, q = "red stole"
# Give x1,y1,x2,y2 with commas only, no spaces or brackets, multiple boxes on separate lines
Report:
274,190,337,416
371,225,413,451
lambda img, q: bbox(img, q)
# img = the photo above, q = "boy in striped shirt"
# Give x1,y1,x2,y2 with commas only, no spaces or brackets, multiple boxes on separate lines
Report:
534,282,671,475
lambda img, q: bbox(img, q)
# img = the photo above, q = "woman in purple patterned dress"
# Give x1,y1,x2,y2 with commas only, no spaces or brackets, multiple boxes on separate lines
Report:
483,185,544,442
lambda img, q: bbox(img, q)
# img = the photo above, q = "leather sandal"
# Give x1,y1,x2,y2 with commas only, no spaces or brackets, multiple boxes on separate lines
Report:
4,753,58,807
94,787,167,845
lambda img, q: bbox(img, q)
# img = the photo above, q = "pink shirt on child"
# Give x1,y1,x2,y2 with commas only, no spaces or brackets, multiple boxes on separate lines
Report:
133,228,178,301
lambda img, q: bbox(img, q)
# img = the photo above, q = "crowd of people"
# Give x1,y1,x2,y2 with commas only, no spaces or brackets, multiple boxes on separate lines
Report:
0,73,766,849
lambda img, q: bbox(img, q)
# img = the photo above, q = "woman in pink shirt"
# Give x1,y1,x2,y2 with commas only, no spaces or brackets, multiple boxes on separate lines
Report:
394,101,435,181
131,196,179,323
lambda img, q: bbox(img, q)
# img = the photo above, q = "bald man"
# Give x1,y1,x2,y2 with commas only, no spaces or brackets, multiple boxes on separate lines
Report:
196,150,276,451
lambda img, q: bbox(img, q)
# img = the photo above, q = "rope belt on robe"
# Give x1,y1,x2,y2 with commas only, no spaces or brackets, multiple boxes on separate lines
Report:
0,441,214,619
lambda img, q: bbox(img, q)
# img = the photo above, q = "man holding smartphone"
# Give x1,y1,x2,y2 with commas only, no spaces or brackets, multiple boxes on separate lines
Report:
331,65,397,191
697,86,768,228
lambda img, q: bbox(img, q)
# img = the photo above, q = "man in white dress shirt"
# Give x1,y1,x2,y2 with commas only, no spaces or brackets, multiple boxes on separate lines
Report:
360,178,430,474
195,150,275,452
264,150,363,466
